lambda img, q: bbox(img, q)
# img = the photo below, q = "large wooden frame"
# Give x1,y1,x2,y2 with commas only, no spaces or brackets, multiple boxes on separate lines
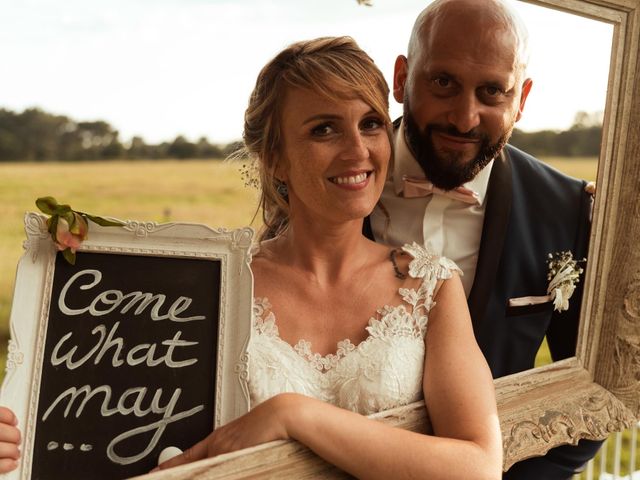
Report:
131,0,640,477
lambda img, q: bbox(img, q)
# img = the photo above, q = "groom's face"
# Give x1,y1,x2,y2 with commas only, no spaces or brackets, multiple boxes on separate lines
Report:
394,6,532,189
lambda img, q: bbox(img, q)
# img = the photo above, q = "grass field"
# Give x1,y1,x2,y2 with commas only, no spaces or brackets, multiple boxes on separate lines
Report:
0,156,598,372
539,156,598,182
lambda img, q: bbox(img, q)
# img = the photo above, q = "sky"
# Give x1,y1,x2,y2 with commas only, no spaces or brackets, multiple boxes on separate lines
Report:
0,0,614,145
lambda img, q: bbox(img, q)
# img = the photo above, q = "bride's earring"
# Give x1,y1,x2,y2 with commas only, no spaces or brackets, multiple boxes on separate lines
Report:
276,180,288,198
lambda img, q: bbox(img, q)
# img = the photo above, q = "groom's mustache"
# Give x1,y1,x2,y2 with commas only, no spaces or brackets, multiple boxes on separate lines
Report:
427,124,485,141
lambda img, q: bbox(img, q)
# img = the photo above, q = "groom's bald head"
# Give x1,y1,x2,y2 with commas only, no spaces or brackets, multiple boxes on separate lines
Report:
408,0,530,78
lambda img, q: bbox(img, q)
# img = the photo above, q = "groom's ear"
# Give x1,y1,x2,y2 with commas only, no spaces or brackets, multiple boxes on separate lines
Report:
393,55,408,104
515,78,533,123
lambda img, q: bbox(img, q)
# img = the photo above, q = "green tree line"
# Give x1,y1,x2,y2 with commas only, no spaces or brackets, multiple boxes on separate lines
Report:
510,110,603,157
0,108,242,162
0,107,602,162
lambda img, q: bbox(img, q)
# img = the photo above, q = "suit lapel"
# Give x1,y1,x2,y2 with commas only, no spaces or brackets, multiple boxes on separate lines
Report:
467,149,513,334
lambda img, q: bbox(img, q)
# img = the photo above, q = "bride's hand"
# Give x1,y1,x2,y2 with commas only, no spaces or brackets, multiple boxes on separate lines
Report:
0,406,21,473
153,393,300,472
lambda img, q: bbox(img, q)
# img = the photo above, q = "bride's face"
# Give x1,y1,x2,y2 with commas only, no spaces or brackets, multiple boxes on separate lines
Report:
276,87,390,226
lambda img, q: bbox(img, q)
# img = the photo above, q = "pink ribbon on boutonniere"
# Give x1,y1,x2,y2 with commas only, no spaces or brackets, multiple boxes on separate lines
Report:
508,251,586,313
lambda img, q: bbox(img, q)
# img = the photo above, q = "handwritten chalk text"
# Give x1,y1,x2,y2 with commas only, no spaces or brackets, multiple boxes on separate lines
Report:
42,385,203,465
59,269,206,322
51,321,198,370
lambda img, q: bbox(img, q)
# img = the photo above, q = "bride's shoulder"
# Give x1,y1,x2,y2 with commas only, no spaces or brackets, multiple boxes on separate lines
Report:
251,237,282,262
394,242,462,281
249,240,283,279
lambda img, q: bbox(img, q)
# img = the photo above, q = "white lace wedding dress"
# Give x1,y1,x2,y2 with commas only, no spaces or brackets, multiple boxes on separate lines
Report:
247,242,461,415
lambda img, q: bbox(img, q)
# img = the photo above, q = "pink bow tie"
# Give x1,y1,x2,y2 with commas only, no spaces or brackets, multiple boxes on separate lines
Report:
402,175,480,205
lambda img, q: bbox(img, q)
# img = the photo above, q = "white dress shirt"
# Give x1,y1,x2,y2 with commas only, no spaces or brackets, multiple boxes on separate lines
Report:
371,120,494,296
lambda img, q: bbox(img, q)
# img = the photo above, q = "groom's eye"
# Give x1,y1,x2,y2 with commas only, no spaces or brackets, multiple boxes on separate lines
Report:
478,84,508,105
429,74,458,97
482,85,505,97
433,76,452,89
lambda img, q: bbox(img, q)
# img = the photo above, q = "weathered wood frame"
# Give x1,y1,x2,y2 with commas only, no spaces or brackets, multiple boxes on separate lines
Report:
132,0,640,477
0,213,254,479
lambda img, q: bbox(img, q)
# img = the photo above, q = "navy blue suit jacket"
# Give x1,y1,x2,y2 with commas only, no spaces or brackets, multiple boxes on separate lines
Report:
468,144,591,378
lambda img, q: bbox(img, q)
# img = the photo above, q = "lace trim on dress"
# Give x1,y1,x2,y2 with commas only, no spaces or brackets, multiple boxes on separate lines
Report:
293,339,356,372
253,297,359,372
251,243,461,373
367,304,427,340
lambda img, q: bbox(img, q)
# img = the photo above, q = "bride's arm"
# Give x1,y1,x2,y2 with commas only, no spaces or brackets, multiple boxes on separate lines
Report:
156,273,502,479
279,272,501,479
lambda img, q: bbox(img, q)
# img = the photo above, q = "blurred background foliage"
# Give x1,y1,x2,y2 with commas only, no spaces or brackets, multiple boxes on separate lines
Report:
0,107,243,162
0,107,603,162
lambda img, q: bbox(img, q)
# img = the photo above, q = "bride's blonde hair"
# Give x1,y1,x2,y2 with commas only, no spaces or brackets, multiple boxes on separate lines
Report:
239,36,391,241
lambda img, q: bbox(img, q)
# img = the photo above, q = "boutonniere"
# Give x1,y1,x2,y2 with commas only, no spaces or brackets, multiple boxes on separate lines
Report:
547,251,586,312
36,196,124,265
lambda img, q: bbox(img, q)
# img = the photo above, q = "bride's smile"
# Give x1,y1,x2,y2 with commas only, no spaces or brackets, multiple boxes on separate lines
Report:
327,170,372,188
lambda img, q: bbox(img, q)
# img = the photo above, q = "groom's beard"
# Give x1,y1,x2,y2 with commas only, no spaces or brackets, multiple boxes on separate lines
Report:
403,101,511,191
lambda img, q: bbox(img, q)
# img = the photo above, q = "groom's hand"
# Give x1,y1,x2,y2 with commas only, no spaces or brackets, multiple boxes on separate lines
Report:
585,181,596,196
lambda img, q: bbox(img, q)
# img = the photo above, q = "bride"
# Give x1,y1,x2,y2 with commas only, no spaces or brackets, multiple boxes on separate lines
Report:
0,37,501,479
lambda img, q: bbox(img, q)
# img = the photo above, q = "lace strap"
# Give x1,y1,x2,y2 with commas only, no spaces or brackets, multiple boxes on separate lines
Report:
253,297,279,337
401,242,462,281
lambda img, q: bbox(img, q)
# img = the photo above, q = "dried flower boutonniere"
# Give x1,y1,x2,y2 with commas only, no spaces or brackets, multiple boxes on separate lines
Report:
547,251,586,312
36,196,124,265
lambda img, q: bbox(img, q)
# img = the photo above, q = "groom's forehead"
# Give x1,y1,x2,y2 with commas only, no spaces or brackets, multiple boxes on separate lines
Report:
411,28,520,86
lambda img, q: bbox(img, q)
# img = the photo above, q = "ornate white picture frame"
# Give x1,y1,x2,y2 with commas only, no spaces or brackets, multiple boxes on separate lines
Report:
0,212,254,479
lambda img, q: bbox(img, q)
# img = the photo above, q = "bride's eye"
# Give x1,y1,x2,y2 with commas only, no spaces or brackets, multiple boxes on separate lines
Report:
360,116,384,133
310,123,334,137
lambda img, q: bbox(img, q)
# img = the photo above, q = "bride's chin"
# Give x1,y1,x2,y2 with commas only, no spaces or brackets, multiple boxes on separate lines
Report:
290,195,379,226
339,203,378,222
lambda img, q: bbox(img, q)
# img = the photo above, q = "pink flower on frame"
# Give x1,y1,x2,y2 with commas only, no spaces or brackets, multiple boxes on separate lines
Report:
54,213,89,253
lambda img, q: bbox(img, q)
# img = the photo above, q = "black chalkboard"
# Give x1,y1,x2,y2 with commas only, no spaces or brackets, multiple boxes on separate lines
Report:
31,251,221,479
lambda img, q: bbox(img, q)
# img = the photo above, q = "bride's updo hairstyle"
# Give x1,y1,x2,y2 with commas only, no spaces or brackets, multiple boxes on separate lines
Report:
241,36,391,241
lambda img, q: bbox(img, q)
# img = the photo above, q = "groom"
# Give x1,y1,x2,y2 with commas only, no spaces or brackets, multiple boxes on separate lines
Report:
367,0,598,478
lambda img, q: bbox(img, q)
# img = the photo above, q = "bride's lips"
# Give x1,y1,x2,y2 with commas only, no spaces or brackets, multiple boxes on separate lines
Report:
327,170,373,190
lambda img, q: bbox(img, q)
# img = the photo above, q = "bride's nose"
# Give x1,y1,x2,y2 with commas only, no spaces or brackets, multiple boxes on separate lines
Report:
338,128,369,162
